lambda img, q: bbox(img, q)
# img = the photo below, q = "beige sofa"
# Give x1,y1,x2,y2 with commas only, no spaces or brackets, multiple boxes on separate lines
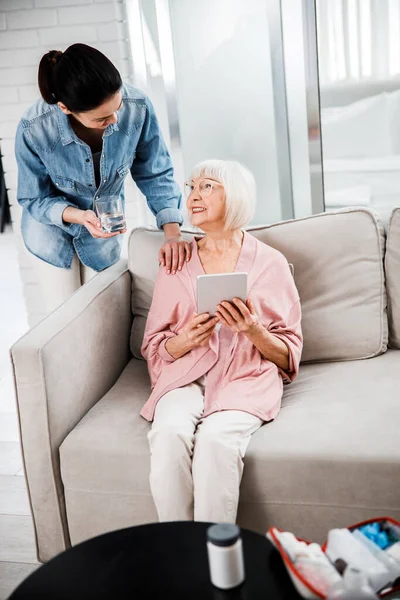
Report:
11,207,400,563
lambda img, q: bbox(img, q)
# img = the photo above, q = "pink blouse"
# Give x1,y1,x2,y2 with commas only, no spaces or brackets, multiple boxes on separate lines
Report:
141,231,303,422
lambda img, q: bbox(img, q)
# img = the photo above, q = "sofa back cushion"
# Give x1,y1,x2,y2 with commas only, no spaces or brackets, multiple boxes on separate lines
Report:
129,208,387,363
385,208,400,348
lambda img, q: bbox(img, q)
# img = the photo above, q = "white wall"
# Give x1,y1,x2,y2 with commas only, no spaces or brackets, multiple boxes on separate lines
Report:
0,0,152,326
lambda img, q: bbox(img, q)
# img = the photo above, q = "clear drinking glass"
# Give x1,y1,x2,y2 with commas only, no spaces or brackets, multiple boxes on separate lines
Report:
94,196,126,233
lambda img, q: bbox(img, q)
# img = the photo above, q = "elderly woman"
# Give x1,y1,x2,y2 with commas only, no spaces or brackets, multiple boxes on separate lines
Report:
141,160,303,523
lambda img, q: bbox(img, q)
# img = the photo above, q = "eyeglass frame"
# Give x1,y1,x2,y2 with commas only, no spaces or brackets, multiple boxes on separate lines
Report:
183,178,224,198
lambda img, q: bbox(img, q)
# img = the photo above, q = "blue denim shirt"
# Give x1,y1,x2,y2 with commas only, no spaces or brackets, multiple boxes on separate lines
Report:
15,83,183,271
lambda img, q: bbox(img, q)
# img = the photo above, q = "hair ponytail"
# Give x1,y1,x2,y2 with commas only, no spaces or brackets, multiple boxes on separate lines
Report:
37,44,122,112
38,50,63,104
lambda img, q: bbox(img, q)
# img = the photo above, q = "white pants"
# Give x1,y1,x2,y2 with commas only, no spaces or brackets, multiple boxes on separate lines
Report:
34,253,96,315
148,377,263,523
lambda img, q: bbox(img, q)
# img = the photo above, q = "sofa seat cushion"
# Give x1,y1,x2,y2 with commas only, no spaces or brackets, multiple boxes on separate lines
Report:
238,349,400,538
60,359,156,545
385,207,400,347
60,351,400,543
61,359,152,495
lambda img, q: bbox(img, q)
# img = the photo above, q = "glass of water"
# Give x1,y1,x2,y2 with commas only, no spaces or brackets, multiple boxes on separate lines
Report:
94,196,126,234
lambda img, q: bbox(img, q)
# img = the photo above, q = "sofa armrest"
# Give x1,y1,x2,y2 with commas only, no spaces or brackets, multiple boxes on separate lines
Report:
11,260,132,562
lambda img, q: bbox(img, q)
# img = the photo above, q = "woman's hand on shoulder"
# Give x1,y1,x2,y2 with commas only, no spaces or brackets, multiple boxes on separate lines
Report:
216,298,262,335
159,235,192,275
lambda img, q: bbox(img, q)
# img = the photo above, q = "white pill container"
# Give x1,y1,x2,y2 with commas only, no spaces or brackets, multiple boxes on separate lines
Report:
207,523,245,590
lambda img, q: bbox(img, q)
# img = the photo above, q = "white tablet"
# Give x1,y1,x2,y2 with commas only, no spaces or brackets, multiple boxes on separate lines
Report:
197,272,248,316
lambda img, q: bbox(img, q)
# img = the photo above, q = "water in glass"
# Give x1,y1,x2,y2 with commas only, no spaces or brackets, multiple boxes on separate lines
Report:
100,212,126,233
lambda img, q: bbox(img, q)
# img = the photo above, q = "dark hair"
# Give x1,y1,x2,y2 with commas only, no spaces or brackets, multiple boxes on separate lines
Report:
38,43,122,113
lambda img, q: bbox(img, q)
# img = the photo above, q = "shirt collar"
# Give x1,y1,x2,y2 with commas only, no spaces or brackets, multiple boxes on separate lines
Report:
57,106,74,146
103,121,119,136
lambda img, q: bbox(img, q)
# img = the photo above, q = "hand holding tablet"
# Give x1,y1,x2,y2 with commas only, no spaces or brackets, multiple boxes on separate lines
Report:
197,272,262,335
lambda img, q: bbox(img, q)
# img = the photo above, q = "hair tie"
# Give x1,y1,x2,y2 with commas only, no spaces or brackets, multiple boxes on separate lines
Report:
48,50,63,65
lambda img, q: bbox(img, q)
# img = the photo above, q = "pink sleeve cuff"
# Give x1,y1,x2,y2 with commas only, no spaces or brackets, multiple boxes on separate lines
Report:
157,337,176,362
271,334,296,382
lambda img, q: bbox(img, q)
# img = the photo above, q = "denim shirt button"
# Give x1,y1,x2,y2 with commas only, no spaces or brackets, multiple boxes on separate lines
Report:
88,184,92,187
85,159,90,163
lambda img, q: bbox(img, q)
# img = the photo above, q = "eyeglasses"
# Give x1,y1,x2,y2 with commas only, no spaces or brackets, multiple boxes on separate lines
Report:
184,179,223,198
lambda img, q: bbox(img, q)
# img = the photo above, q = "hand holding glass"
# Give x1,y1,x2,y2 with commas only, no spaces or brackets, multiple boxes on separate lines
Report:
95,196,126,233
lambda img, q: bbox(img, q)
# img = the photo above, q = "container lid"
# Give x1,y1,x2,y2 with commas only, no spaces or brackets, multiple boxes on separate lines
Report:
207,524,241,547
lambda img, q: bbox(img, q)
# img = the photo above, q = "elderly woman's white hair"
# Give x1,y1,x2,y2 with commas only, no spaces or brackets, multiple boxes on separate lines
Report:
189,159,256,231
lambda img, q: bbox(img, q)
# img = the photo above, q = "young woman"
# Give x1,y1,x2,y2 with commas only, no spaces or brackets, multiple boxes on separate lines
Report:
142,159,303,523
15,43,191,314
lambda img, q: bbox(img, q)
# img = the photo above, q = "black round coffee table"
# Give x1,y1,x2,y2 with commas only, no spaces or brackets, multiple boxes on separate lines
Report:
10,522,303,599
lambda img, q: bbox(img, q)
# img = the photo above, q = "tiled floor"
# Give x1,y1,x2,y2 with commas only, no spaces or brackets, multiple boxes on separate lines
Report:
0,227,39,599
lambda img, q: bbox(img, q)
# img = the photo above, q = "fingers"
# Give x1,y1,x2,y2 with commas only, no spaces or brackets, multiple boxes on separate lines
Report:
185,241,192,263
83,211,125,238
91,220,102,232
171,244,180,274
186,315,217,347
193,316,218,336
218,301,242,323
215,312,232,330
101,227,125,237
162,241,191,274
216,304,236,326
246,298,257,316
159,248,165,267
216,305,236,328
162,243,181,274
86,211,102,229
85,223,102,238
195,323,218,344
177,243,186,272
199,316,219,333
164,244,172,274
85,223,120,239
99,231,120,238
232,297,251,318
192,313,212,326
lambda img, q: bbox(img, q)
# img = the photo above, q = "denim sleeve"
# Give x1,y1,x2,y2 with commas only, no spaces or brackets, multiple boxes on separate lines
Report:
130,98,183,230
15,122,80,236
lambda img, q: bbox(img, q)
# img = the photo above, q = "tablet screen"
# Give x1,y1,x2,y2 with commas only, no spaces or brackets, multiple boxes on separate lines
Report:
197,272,248,316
